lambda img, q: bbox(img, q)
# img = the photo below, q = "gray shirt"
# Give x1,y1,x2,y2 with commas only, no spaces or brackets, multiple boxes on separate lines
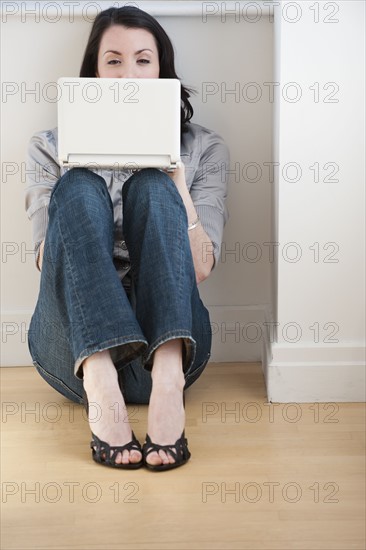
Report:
25,121,230,280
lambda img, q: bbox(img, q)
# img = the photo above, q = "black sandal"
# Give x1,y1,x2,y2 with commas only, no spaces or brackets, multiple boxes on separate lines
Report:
142,431,191,471
142,393,191,471
82,387,143,469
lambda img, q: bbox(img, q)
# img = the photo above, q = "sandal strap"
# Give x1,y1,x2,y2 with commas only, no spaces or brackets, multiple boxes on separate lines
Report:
91,431,142,464
142,433,190,462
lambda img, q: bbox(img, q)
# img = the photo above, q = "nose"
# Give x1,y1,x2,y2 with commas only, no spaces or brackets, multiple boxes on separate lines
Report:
120,64,138,79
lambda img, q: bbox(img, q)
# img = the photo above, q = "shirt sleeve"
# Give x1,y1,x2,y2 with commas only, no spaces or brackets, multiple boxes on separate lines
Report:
189,128,230,271
25,129,61,271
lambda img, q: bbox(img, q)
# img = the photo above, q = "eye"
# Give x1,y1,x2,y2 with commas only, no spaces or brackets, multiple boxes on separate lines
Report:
138,59,150,64
107,59,121,65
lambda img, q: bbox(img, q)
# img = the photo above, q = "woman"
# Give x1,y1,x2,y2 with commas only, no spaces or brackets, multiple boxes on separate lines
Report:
25,6,229,471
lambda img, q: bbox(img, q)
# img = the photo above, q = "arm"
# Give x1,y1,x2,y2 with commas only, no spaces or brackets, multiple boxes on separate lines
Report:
169,163,214,283
25,129,61,271
165,129,230,284
37,239,45,271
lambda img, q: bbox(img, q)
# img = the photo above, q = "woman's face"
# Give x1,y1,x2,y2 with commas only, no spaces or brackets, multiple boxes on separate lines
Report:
96,25,160,79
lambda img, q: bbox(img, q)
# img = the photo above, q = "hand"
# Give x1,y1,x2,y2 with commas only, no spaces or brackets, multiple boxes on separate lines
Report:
162,160,186,188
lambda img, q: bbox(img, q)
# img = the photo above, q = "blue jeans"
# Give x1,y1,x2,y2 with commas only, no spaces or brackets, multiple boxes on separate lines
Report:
28,167,212,404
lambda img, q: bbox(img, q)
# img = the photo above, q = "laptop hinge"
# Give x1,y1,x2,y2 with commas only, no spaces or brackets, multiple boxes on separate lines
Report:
63,154,177,171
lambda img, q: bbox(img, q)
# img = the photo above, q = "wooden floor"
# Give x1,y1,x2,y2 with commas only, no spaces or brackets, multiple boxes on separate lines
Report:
1,363,365,550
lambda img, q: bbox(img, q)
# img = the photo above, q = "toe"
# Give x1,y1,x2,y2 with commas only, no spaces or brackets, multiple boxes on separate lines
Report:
121,450,131,464
158,450,171,465
129,450,142,464
165,450,176,465
114,451,123,464
146,451,163,466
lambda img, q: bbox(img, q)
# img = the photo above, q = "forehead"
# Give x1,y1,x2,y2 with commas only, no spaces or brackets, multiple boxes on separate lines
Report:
99,25,158,52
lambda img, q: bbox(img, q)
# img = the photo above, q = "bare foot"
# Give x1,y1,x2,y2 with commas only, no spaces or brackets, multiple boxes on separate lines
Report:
82,350,142,465
145,339,186,466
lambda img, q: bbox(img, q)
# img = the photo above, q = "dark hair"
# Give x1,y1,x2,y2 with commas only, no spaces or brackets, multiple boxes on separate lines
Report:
79,6,197,136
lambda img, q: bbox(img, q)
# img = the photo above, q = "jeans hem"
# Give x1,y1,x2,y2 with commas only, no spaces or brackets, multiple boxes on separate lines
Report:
184,351,211,387
141,330,196,374
74,336,148,380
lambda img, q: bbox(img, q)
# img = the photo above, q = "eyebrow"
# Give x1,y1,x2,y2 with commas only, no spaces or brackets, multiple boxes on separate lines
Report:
103,49,153,56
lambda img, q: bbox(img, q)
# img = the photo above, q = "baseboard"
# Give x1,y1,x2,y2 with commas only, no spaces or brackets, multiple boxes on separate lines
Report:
262,336,366,403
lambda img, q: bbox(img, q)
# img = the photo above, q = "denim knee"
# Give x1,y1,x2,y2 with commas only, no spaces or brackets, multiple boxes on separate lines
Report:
46,167,115,264
50,167,110,204
122,167,181,206
48,168,114,233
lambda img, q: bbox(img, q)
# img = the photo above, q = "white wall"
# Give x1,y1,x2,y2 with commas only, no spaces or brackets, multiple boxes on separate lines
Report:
1,2,274,366
264,0,366,401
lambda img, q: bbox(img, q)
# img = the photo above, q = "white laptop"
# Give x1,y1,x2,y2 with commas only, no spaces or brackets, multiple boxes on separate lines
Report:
57,77,181,171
